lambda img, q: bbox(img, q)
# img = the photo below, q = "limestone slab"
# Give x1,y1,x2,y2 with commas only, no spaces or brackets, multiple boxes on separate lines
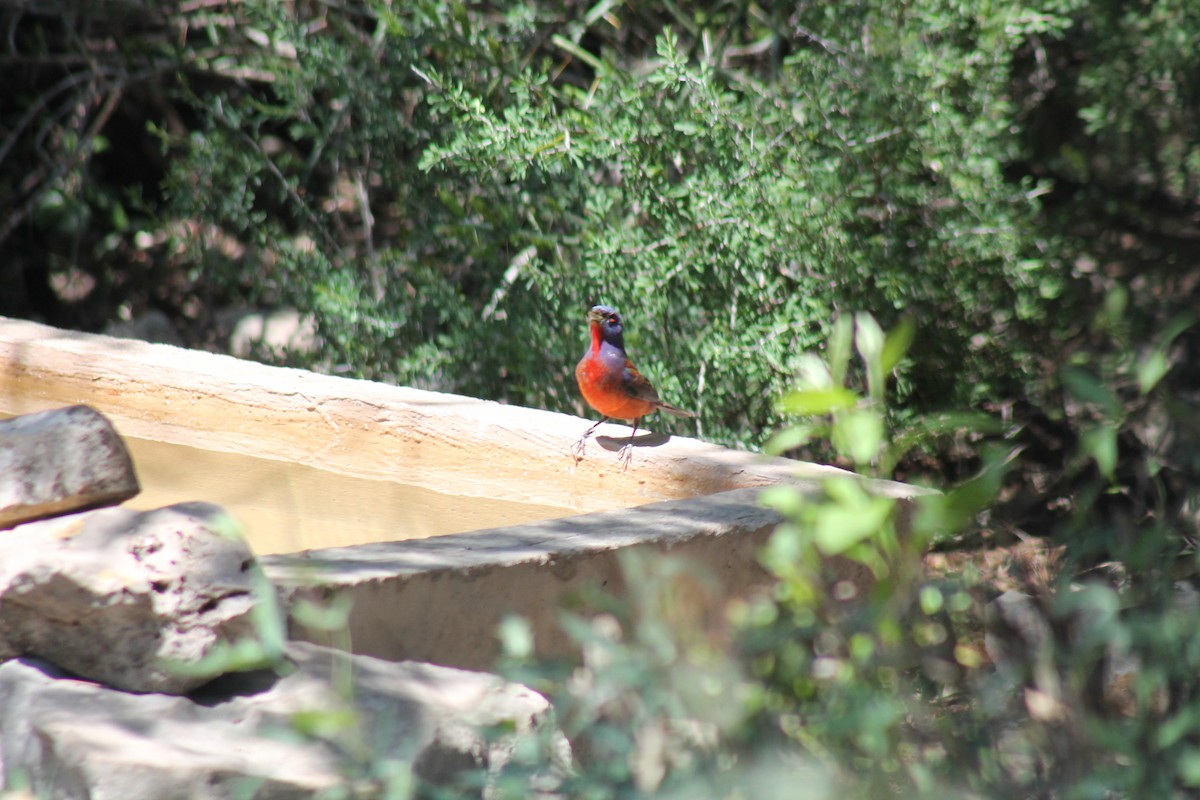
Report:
0,405,139,529
0,315,922,557
267,487,792,670
0,502,269,694
0,642,566,799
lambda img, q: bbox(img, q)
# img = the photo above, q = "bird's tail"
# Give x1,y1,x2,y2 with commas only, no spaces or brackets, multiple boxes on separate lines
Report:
656,401,695,418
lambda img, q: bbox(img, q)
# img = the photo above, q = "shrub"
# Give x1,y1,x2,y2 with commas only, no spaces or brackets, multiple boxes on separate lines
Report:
150,1,1076,445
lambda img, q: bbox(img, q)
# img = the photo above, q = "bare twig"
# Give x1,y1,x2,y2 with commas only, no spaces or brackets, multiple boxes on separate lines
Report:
0,83,123,249
482,245,538,321
0,67,114,168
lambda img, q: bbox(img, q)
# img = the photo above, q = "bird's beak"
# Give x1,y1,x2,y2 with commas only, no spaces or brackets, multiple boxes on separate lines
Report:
587,308,607,325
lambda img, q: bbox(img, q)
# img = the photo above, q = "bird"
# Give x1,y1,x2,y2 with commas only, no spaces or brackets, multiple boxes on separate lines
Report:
573,304,694,461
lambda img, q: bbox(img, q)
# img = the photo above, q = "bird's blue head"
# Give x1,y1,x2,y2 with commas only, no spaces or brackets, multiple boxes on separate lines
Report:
586,304,625,350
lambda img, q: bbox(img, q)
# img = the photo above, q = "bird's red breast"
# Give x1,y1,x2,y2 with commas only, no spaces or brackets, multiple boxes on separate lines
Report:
575,354,660,421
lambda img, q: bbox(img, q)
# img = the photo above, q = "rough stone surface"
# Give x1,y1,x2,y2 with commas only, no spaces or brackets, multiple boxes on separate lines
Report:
227,308,318,360
0,642,567,800
268,487,798,670
0,502,268,694
104,308,183,346
0,405,140,529
0,316,928,537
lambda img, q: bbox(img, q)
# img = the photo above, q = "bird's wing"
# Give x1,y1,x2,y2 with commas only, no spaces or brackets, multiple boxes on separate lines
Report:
622,359,663,403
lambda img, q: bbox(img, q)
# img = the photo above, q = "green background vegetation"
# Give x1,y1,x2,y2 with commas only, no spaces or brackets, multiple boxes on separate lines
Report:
4,0,1200,796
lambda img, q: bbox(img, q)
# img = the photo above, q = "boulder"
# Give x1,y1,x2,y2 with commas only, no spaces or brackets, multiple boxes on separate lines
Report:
0,502,269,694
104,309,183,346
0,642,568,799
227,308,318,360
0,405,139,529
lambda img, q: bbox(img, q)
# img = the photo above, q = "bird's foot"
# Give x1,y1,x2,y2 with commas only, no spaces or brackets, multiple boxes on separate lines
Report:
617,442,634,470
571,433,590,462
572,418,607,462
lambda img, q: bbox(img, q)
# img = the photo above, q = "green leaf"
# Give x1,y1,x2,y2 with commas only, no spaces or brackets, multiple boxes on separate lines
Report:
827,315,855,387
760,485,806,517
1098,284,1128,329
1136,350,1170,396
856,313,886,402
854,312,885,365
292,593,353,632
832,408,884,466
913,446,1017,538
1178,748,1200,785
550,34,606,74
292,707,360,739
765,423,818,454
812,480,894,556
795,352,833,390
880,318,916,373
498,614,535,659
919,585,944,615
1138,311,1197,394
1060,366,1119,416
778,387,859,415
1081,423,1118,479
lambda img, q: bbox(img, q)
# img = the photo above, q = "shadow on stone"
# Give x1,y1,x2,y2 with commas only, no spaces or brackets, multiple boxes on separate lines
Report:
595,431,671,450
187,666,284,707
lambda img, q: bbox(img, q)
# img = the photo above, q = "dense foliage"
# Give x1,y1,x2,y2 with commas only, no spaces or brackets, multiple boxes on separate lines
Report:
7,0,1164,448
459,311,1200,799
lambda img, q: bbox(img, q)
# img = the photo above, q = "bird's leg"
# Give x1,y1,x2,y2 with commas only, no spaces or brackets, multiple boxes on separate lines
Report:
572,416,608,460
618,420,639,469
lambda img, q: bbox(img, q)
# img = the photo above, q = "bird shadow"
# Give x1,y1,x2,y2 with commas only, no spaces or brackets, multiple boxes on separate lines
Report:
594,431,671,451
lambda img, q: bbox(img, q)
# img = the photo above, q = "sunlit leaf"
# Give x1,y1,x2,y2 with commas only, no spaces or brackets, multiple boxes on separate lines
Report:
1138,311,1197,394
919,585,944,615
832,408,884,466
855,312,885,364
765,423,818,454
856,313,886,402
1136,350,1170,395
291,707,359,739
880,317,916,373
778,387,859,415
795,352,834,390
1081,423,1118,479
828,315,855,387
812,482,893,556
498,614,535,659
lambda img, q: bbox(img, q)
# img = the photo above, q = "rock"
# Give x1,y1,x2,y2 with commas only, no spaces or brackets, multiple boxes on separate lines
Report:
227,308,318,360
0,642,568,799
104,309,183,346
0,502,270,694
0,405,140,529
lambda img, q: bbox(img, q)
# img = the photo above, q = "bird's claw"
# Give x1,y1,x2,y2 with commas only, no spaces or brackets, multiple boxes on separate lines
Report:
617,442,633,470
570,434,590,462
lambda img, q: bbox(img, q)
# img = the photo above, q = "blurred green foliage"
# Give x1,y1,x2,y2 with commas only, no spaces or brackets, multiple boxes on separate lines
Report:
438,311,1200,799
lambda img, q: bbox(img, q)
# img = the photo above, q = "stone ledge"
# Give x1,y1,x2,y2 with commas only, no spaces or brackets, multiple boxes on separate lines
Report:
0,315,923,554
266,485,905,671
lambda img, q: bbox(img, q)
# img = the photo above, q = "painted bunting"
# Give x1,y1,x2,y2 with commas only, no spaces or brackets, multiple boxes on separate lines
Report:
574,304,693,460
